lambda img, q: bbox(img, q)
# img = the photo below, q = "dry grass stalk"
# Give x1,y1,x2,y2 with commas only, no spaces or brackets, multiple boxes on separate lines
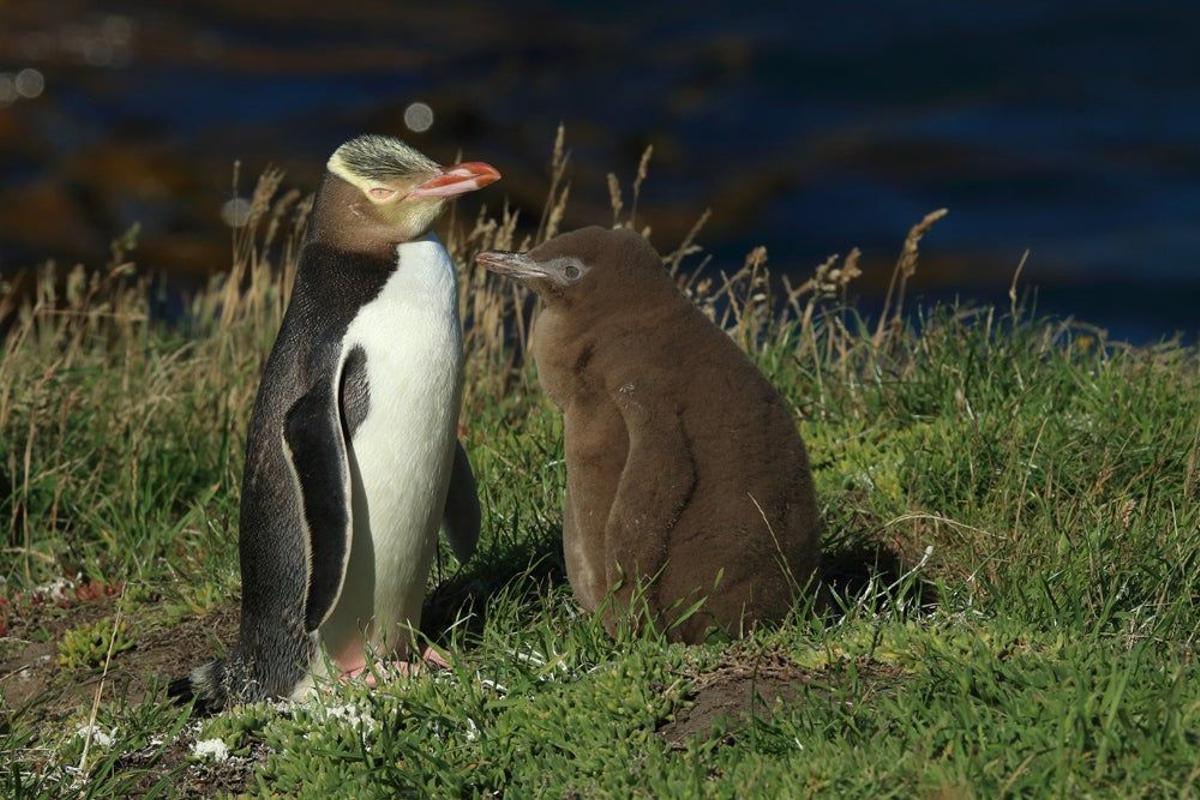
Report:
1009,249,1030,322
606,144,655,233
537,124,571,243
664,208,711,276
77,600,125,779
711,246,772,351
873,208,948,346
607,173,624,228
784,248,862,361
629,145,653,231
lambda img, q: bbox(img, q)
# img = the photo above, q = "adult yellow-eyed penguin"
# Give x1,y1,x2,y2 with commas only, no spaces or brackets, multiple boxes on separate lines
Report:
171,135,499,711
478,227,821,644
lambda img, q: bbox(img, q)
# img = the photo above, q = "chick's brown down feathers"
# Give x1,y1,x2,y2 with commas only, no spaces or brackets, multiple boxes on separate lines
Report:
510,227,821,643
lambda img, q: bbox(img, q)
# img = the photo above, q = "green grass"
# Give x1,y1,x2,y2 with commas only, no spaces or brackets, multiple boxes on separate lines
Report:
1,171,1198,797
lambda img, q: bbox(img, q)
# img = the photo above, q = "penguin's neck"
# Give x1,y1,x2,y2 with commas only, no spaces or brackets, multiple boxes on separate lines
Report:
385,233,459,312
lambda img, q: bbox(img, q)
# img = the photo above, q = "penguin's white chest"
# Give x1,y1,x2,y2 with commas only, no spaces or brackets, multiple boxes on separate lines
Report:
320,237,462,660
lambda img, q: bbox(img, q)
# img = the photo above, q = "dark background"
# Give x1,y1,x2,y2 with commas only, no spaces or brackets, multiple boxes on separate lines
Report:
1,0,1197,341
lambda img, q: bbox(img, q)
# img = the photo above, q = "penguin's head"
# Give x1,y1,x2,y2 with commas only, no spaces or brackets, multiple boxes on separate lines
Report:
477,226,666,307
478,226,677,394
321,134,501,245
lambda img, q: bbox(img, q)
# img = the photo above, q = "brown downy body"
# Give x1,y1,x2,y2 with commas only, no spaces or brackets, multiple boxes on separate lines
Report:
478,226,821,643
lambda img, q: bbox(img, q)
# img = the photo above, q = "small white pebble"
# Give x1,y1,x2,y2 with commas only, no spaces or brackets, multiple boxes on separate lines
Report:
36,577,75,602
191,738,230,762
322,703,378,733
75,725,115,748
509,648,547,667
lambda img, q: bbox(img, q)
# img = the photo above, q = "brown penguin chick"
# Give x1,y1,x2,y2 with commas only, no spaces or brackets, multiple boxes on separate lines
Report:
477,227,821,643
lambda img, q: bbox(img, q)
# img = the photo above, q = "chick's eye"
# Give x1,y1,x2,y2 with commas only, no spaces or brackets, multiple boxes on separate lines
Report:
564,264,580,280
368,187,396,201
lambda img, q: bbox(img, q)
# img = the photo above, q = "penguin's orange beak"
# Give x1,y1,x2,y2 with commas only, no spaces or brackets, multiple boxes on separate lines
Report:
409,162,501,198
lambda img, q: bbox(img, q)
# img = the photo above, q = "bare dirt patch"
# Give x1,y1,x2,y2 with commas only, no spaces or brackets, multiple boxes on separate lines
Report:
658,648,904,747
1,586,117,710
119,733,265,798
1,596,238,716
3,597,245,798
113,601,240,702
658,649,811,746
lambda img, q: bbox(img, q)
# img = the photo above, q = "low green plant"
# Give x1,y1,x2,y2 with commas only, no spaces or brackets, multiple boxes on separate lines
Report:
57,617,134,669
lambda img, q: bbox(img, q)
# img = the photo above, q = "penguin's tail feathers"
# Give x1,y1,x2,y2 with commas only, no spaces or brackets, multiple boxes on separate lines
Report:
168,659,232,716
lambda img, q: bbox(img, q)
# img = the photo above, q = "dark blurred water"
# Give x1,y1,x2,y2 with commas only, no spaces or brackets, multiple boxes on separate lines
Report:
1,0,1198,340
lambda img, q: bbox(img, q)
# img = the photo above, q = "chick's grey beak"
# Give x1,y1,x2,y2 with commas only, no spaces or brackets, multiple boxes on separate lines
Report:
476,250,545,278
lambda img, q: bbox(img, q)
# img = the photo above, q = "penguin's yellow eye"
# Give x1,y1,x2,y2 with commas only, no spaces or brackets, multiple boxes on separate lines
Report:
564,264,580,280
368,186,397,202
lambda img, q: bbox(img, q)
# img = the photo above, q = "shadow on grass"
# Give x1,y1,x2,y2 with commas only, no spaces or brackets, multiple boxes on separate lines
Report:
819,537,939,615
423,519,940,652
421,525,569,645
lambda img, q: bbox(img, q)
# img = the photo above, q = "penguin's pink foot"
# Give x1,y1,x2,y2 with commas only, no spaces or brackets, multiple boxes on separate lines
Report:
337,662,372,686
419,645,452,670
378,647,453,680
340,647,451,687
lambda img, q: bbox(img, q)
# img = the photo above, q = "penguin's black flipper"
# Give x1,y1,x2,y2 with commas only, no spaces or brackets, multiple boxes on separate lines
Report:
283,374,353,633
441,440,480,563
